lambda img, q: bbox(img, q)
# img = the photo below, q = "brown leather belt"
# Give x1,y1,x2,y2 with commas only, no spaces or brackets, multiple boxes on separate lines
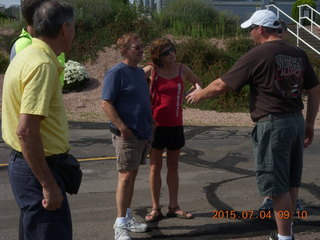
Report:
257,112,303,123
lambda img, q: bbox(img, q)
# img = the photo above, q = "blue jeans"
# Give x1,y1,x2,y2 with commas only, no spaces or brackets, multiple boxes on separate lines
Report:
8,151,72,240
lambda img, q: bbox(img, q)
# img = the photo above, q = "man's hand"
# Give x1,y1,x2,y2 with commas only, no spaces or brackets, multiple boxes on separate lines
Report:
120,126,133,140
101,100,133,140
186,88,203,104
186,78,230,104
42,181,63,211
304,84,320,148
17,114,64,211
304,123,314,148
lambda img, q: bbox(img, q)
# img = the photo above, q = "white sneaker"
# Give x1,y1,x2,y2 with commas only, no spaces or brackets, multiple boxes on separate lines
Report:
126,216,148,232
114,224,131,240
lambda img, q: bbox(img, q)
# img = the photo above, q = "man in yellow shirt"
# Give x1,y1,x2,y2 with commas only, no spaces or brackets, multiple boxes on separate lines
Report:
2,1,75,239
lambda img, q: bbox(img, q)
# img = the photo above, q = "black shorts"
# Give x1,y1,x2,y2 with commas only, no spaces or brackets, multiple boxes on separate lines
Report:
152,126,185,150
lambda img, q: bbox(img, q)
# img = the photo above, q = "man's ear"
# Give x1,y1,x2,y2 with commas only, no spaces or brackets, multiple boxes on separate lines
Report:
120,48,128,57
60,22,68,37
26,25,34,35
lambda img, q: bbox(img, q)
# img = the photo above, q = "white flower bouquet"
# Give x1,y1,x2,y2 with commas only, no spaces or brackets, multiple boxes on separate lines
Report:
63,60,89,92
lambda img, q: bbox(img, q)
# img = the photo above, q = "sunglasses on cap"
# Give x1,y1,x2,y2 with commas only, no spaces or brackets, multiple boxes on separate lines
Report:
248,24,258,32
160,46,176,57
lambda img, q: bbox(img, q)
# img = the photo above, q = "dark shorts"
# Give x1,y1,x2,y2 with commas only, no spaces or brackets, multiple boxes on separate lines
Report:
152,126,185,150
8,150,72,240
112,134,151,171
251,114,304,196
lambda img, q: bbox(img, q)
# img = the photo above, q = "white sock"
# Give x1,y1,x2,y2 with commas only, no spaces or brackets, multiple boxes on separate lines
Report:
115,217,127,226
277,233,292,240
126,208,132,219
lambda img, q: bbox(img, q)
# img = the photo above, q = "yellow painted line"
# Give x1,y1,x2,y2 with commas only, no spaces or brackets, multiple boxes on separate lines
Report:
0,157,115,168
0,152,183,168
78,157,116,161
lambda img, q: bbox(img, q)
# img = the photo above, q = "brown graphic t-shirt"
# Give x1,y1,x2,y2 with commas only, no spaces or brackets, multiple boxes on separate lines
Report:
221,40,319,122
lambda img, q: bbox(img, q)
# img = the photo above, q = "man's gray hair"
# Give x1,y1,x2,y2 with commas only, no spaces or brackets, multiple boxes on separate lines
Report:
33,0,74,38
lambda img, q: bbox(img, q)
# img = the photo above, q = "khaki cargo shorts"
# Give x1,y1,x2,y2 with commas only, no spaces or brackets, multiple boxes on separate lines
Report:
112,134,151,171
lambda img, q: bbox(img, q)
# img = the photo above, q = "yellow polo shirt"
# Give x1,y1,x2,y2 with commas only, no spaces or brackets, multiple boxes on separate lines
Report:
2,38,70,156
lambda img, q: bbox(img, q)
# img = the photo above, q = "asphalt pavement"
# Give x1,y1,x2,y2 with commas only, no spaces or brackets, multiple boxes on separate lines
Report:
0,121,319,240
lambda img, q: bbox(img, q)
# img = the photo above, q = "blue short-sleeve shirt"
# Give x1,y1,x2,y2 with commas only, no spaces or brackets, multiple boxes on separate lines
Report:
102,62,152,139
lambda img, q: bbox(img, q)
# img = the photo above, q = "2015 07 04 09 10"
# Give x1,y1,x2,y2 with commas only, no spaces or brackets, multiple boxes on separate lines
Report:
211,210,308,220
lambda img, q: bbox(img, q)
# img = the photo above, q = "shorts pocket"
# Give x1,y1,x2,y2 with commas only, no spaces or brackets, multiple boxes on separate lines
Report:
117,137,141,170
252,123,273,172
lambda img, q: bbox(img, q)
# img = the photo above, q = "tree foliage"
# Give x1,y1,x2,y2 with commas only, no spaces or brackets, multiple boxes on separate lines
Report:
291,0,316,23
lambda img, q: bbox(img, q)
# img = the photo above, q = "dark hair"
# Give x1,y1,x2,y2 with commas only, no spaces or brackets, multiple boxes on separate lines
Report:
21,0,47,25
262,20,281,34
279,20,287,34
33,0,74,38
262,26,281,34
149,38,175,67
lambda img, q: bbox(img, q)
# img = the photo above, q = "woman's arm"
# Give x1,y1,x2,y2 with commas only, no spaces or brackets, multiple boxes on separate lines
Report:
181,64,202,91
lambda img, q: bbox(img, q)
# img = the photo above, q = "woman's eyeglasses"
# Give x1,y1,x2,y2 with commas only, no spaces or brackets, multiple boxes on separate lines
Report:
129,44,144,51
160,46,176,57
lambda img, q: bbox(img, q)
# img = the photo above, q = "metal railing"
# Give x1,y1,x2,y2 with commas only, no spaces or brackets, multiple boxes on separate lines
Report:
267,4,320,56
298,4,320,35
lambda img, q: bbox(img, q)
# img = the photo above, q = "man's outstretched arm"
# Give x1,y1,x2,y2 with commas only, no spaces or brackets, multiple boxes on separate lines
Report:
186,78,230,104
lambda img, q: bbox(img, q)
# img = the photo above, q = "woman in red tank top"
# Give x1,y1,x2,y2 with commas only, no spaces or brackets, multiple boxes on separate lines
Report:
143,38,202,222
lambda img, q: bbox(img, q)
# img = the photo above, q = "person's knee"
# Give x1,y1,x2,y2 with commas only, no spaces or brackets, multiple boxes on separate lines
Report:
119,171,136,185
150,162,162,173
272,192,293,210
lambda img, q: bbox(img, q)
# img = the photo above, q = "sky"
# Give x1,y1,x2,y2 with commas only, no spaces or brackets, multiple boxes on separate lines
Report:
0,0,20,8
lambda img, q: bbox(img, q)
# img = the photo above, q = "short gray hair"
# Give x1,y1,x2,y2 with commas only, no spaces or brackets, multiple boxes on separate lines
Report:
33,0,74,38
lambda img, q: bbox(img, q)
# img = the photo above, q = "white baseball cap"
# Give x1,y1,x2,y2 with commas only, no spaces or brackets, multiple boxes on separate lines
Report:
241,9,280,29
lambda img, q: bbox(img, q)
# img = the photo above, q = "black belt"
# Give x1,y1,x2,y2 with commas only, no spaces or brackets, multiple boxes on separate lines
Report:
11,149,68,165
257,112,302,123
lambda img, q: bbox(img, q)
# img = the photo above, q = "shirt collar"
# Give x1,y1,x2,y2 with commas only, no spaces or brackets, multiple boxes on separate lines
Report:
32,38,64,75
21,28,32,39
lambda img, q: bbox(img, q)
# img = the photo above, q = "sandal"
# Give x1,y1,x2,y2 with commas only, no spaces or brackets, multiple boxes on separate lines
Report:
145,208,163,222
167,206,194,219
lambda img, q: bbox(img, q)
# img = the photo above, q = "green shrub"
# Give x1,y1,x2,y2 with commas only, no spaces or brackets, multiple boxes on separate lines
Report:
225,37,255,59
177,39,232,75
66,0,159,62
0,51,9,74
0,18,25,31
65,0,138,62
0,11,7,20
161,0,218,27
175,38,249,112
291,0,316,24
66,0,122,30
159,0,239,38
134,16,162,44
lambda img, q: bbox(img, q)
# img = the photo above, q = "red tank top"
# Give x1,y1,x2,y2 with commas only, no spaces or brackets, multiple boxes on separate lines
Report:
151,64,184,126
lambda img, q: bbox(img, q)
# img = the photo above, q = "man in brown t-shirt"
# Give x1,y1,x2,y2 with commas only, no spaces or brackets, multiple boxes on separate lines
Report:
187,9,320,240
